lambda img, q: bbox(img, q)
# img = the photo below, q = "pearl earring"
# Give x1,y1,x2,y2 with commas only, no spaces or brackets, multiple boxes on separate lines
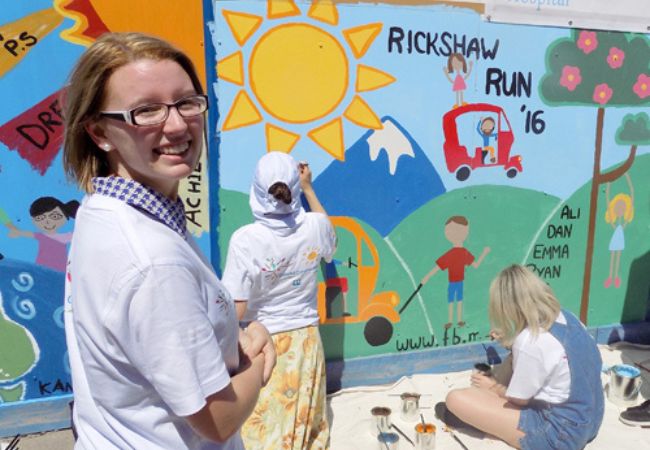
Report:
102,143,111,152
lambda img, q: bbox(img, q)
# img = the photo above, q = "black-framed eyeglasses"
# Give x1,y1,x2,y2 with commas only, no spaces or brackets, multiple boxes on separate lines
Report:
100,94,208,126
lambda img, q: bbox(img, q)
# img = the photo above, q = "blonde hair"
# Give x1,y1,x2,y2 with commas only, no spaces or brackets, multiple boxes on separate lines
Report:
488,265,561,347
605,193,634,224
62,32,204,192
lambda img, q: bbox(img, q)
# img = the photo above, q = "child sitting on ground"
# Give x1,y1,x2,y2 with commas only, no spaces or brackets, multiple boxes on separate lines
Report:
443,264,604,449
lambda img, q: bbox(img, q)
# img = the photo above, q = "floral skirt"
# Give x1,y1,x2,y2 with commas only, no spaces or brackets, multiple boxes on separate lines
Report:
241,325,330,450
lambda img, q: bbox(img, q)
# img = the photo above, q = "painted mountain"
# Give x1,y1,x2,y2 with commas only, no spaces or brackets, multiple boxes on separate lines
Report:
313,116,446,236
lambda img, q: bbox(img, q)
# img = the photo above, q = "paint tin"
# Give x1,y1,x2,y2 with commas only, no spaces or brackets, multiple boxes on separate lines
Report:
473,362,492,376
377,431,400,450
400,392,421,422
371,406,392,437
608,364,642,404
414,422,436,449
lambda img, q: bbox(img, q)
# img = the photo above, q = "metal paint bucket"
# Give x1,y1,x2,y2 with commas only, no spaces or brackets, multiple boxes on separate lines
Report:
608,364,642,403
414,422,436,450
371,406,392,437
377,431,400,450
400,392,421,422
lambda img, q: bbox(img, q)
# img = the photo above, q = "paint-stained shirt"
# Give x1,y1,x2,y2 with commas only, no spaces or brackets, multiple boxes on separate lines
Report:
436,247,475,282
64,192,242,450
223,212,336,334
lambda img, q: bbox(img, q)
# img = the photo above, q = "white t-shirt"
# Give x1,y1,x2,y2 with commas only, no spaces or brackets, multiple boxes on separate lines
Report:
506,312,571,404
64,195,243,450
222,212,336,334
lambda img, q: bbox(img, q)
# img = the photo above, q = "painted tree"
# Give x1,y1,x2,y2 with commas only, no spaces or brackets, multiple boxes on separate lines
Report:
540,30,650,323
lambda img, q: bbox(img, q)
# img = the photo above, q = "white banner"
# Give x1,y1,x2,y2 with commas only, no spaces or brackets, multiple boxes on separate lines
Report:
484,0,650,34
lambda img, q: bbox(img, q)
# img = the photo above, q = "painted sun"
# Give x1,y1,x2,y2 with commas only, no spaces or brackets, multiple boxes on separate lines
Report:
304,246,320,262
218,0,396,160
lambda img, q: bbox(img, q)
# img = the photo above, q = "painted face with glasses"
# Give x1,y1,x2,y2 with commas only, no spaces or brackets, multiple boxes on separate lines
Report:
86,58,206,199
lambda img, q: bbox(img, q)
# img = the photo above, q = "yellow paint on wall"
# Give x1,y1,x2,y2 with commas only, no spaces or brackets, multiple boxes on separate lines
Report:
267,0,301,19
222,10,263,46
218,51,244,86
343,23,383,59
344,95,383,129
0,9,63,78
308,117,345,160
249,23,349,123
222,90,263,131
266,123,301,153
356,64,396,92
308,0,339,25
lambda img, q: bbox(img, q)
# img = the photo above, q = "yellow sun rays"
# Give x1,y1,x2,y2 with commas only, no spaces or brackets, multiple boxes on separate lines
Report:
218,0,395,160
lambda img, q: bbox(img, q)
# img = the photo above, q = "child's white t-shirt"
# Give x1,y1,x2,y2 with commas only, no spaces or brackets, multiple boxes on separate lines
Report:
506,312,571,404
223,212,336,334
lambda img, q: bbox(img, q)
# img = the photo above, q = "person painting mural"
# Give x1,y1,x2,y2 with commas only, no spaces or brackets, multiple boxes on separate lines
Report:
421,216,489,329
62,32,275,449
443,265,604,450
223,151,336,449
8,197,79,272
604,173,634,289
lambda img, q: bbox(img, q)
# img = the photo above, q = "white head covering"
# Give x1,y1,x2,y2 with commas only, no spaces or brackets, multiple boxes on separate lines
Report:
249,151,305,233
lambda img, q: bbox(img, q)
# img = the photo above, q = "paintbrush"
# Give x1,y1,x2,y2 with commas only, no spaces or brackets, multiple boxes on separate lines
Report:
391,423,415,447
448,428,470,450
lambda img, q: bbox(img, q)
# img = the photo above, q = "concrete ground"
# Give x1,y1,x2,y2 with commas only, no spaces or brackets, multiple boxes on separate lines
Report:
0,429,74,450
4,343,648,449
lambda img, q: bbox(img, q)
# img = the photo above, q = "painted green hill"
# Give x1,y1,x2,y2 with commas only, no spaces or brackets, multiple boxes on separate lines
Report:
217,153,649,360
523,153,650,326
386,185,560,353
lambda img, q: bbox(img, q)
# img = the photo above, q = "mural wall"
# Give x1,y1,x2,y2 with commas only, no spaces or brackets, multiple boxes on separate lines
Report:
0,0,648,433
0,0,210,414
211,0,650,360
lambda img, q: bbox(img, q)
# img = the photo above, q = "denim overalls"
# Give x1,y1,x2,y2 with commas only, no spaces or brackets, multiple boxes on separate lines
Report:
518,309,605,450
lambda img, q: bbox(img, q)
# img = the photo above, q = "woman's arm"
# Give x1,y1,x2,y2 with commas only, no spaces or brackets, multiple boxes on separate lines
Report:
299,162,327,216
186,353,265,442
235,300,247,321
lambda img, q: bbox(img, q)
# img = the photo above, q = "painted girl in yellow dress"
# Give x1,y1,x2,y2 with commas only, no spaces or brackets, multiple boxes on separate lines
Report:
604,173,634,288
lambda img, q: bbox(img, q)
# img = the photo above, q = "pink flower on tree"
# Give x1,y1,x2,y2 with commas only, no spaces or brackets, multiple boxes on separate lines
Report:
593,83,613,105
632,74,649,99
560,65,582,91
577,31,598,54
606,47,625,69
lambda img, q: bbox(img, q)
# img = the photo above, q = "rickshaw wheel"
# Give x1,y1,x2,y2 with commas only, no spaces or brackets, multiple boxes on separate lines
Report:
455,167,471,181
364,316,393,346
506,168,518,178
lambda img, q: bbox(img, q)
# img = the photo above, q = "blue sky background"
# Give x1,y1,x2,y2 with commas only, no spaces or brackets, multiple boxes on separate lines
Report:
212,2,649,200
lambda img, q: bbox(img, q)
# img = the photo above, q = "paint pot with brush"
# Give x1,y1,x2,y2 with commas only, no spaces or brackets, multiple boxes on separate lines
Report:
473,362,492,376
371,406,392,437
414,422,436,449
377,431,400,450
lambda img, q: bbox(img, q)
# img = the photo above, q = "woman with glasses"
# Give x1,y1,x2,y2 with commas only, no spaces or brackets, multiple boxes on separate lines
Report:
62,32,275,449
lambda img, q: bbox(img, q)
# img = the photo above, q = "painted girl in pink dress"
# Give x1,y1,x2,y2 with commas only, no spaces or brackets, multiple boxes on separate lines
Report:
9,196,79,272
604,173,634,288
443,52,473,108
